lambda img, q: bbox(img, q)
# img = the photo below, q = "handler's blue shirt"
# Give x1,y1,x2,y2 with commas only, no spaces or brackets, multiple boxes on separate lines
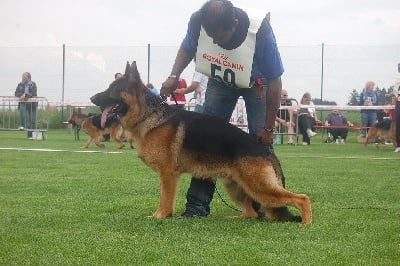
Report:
182,7,284,82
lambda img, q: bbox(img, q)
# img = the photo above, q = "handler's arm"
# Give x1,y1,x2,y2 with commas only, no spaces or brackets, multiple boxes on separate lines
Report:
160,45,194,97
258,77,282,146
266,77,282,129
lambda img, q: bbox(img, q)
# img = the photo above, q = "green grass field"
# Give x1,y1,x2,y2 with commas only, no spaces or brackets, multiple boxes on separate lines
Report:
0,129,399,265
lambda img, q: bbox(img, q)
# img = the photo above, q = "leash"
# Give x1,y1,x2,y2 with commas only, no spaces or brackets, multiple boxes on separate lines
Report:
215,186,241,213
171,94,179,107
216,186,266,219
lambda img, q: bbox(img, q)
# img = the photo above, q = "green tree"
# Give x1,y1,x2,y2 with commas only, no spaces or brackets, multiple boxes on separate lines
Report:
312,98,337,105
348,86,392,105
348,89,359,105
375,86,388,105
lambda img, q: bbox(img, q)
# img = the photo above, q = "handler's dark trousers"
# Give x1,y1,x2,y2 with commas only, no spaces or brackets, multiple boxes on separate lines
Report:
185,178,216,216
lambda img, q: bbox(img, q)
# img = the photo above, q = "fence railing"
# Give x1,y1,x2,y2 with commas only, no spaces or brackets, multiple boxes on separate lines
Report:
1,44,399,113
0,96,49,132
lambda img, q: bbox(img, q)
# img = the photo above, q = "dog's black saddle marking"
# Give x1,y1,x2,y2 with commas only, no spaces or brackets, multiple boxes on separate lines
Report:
90,114,120,129
374,119,392,130
169,111,270,160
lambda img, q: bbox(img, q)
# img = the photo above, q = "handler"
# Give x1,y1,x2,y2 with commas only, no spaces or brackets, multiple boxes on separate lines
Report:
161,0,284,218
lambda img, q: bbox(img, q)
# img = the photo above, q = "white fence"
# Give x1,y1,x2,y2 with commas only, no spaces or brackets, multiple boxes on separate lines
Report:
0,96,49,133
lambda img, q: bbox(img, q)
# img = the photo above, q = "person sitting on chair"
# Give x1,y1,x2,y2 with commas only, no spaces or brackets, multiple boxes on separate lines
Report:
324,107,353,144
297,92,320,145
275,89,295,144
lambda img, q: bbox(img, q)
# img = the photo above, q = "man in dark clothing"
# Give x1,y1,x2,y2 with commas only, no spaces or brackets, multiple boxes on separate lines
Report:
15,72,37,137
324,108,353,144
160,0,284,218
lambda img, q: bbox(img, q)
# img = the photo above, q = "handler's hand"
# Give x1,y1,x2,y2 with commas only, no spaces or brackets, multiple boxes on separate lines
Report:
257,129,274,146
160,77,179,98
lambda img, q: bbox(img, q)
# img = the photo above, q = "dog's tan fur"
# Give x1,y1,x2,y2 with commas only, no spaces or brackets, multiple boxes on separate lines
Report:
364,120,396,149
68,108,133,149
91,62,312,225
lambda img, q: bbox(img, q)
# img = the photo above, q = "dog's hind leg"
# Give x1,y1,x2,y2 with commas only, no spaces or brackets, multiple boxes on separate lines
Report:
129,140,134,149
110,125,125,149
221,179,258,219
122,130,134,149
235,167,312,225
223,178,302,222
255,186,312,225
364,128,377,149
93,133,105,148
264,207,302,223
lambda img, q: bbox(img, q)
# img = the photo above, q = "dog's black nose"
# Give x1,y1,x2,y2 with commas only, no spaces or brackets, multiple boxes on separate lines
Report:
90,95,96,103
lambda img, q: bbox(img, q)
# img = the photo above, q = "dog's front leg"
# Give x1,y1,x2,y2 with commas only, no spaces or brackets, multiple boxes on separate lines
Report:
153,172,180,218
81,137,93,148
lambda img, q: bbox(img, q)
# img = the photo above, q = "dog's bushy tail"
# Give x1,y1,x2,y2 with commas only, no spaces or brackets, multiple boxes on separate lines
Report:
266,153,302,222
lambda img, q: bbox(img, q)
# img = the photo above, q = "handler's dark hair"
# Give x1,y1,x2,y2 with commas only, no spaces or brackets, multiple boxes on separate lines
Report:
200,0,236,32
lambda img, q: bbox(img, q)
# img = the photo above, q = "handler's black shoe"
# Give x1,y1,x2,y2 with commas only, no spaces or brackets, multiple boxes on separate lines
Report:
178,210,203,219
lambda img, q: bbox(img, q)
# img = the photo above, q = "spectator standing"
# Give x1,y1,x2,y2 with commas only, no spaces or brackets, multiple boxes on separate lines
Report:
174,70,208,113
359,81,378,137
14,72,37,138
169,78,187,109
146,83,160,97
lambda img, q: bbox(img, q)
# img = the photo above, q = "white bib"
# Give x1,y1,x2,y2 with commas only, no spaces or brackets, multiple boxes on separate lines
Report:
195,9,269,88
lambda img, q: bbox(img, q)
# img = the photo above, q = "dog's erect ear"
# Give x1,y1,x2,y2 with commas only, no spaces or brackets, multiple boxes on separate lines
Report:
127,60,141,84
124,61,130,76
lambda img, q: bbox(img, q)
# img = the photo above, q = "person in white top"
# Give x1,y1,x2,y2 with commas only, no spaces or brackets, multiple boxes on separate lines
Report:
174,71,208,113
297,92,321,145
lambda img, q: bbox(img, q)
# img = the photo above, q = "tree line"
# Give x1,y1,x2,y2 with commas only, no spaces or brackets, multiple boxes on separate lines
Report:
311,85,395,106
347,85,395,106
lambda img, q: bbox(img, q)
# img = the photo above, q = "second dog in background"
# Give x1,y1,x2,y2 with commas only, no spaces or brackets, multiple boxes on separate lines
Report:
363,119,396,149
68,108,133,149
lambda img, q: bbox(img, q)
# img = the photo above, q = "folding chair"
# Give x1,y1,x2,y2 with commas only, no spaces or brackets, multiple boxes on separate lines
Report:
275,98,298,145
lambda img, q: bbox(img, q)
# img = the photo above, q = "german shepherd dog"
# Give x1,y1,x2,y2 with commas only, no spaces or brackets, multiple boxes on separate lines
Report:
364,119,397,149
68,108,133,149
90,62,312,225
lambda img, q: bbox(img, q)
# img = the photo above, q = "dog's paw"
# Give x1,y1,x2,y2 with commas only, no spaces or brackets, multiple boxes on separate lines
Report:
152,209,173,219
265,207,303,223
